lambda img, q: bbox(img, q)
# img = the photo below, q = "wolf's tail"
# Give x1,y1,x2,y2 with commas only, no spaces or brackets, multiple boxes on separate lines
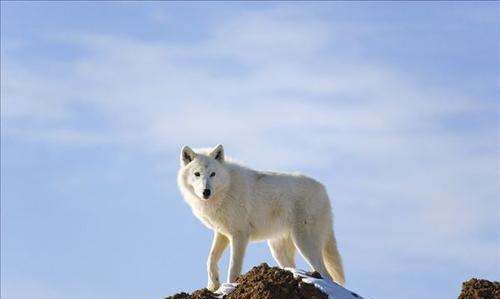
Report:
323,229,345,285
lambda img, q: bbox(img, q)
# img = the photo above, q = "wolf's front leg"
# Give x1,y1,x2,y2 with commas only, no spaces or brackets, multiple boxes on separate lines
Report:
207,232,229,291
228,232,249,283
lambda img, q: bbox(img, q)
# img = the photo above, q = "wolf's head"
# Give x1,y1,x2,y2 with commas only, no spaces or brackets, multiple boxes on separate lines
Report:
178,144,230,201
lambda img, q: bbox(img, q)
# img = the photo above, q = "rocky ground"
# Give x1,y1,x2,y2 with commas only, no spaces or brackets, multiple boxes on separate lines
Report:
164,263,499,299
458,278,500,299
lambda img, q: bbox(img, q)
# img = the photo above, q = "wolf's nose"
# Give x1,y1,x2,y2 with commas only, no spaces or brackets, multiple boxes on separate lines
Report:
203,189,211,199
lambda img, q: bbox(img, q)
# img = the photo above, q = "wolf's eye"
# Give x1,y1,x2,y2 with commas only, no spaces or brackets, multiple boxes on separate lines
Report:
194,172,200,177
210,172,216,177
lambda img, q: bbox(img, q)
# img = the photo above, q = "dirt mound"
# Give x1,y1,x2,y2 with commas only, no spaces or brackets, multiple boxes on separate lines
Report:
164,263,327,299
165,288,218,299
458,278,500,299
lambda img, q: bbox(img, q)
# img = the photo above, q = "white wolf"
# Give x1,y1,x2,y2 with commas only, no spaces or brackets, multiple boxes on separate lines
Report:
177,144,345,291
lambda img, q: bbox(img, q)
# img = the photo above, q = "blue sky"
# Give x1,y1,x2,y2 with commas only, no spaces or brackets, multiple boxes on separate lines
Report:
1,2,499,299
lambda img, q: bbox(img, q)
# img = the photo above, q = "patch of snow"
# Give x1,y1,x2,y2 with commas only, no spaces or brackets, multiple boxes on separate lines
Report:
286,268,366,299
215,282,238,298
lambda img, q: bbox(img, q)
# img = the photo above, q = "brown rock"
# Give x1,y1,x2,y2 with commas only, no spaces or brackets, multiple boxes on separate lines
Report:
458,278,500,299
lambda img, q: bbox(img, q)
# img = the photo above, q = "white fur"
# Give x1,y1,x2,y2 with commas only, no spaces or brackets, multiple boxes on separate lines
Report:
177,144,345,291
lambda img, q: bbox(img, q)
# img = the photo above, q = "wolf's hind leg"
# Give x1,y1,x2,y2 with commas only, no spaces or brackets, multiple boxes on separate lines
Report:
268,236,296,268
292,230,331,280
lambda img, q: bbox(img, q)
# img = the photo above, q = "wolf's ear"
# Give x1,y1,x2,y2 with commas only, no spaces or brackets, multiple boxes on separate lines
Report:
209,144,224,162
181,146,196,166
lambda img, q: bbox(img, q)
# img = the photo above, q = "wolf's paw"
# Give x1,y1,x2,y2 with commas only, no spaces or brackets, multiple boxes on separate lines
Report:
207,280,220,292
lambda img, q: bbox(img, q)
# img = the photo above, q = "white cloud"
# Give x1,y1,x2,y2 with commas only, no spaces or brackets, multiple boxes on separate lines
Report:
1,65,71,121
